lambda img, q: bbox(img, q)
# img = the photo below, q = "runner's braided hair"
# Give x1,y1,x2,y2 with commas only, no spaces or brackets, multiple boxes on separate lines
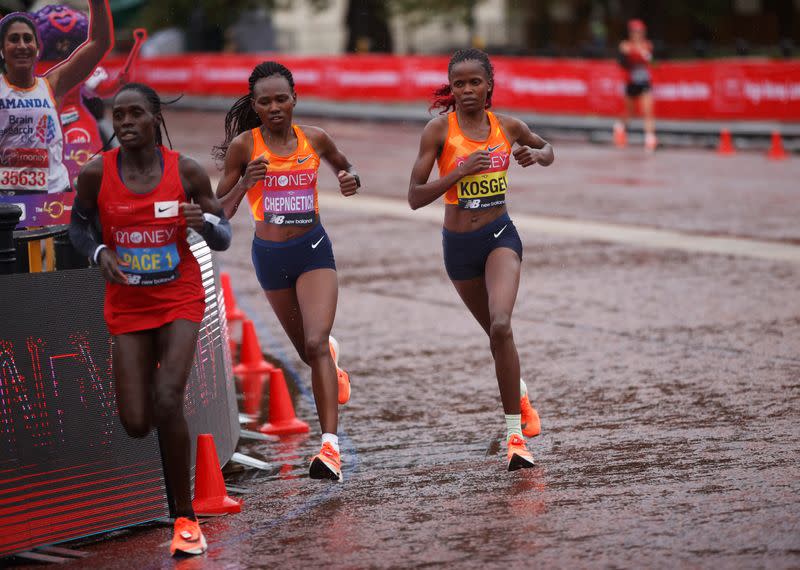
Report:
213,61,295,164
0,13,40,75
430,48,494,114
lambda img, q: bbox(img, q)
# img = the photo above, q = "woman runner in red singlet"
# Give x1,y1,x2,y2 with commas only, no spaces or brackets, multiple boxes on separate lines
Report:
215,61,359,483
69,83,231,556
0,1,111,194
614,19,657,152
408,49,554,472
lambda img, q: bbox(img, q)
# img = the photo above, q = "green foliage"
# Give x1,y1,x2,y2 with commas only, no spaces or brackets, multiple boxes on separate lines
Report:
140,0,332,31
663,0,730,27
388,0,483,26
139,0,483,34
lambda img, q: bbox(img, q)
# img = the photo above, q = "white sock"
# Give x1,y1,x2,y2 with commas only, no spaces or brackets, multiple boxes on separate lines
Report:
505,414,522,440
520,378,528,397
321,433,339,452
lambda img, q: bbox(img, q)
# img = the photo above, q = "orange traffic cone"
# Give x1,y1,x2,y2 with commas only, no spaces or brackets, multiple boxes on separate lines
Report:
241,372,265,418
192,434,242,515
220,272,246,324
259,368,310,436
613,121,627,148
221,272,246,358
768,130,788,160
717,129,735,155
233,319,274,375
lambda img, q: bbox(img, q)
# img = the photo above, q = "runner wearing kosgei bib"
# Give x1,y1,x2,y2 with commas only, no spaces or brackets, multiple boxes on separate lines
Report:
408,48,555,472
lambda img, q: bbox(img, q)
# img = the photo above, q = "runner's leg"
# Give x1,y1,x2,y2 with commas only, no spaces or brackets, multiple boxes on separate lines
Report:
295,268,339,434
113,330,158,438
265,287,309,364
483,248,522,415
153,319,201,518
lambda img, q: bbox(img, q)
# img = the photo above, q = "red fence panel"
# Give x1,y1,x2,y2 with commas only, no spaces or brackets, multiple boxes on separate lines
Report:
90,54,800,121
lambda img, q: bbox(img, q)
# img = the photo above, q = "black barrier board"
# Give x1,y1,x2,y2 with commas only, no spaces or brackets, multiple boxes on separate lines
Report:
0,236,238,557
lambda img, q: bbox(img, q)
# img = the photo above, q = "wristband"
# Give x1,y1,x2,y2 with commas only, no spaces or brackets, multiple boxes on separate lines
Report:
93,244,107,263
203,212,221,226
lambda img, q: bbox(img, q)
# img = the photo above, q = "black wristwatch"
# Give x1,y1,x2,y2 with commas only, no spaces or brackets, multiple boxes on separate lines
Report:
353,174,361,189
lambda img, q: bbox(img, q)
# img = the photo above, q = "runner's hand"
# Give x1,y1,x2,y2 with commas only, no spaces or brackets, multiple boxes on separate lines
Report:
98,248,129,285
181,202,204,232
241,156,269,188
458,150,491,176
513,145,544,168
338,170,358,197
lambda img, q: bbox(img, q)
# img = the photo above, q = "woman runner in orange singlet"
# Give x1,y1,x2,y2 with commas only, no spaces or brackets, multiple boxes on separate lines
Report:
215,61,359,483
408,49,554,471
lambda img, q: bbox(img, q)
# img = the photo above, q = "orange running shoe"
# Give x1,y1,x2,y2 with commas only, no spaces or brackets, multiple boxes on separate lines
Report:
520,395,541,438
309,442,343,482
170,517,207,556
507,434,535,472
329,336,351,405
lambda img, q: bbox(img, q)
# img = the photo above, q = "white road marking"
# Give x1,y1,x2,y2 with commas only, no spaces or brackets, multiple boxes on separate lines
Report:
320,192,800,263
211,178,800,263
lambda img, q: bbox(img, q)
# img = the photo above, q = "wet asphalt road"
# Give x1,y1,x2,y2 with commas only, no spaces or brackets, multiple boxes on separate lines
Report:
11,112,800,569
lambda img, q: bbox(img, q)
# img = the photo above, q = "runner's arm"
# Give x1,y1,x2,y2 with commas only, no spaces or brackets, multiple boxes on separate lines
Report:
306,126,360,197
500,116,554,168
215,134,266,219
179,156,231,252
69,157,127,283
408,118,486,210
46,0,113,101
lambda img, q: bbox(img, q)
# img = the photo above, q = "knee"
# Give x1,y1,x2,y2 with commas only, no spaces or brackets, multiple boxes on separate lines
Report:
152,385,185,426
489,314,513,346
303,334,330,362
120,413,151,438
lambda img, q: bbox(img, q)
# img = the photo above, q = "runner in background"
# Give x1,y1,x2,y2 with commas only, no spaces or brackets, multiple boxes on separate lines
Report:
0,0,112,194
68,82,231,556
215,61,358,483
614,19,657,152
408,48,551,472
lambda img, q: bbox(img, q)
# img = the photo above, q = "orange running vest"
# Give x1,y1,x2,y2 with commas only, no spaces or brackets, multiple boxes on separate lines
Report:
245,126,321,226
437,111,511,210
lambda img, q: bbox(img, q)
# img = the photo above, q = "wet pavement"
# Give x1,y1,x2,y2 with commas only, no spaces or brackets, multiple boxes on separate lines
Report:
9,112,800,568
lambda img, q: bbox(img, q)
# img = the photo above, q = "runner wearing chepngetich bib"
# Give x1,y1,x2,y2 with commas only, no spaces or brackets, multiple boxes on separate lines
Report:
215,61,361,483
245,124,320,226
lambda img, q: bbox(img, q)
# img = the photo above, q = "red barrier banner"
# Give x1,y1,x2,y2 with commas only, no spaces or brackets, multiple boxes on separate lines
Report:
94,55,799,121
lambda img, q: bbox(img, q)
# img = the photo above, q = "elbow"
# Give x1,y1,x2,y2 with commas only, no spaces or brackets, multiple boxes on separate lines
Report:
407,188,421,210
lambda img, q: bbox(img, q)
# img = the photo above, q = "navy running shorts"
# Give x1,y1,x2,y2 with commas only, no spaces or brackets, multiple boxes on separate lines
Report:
251,224,336,291
625,81,651,97
442,212,523,281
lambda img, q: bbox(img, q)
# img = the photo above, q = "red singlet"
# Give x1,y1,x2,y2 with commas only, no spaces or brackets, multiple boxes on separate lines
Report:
97,147,205,335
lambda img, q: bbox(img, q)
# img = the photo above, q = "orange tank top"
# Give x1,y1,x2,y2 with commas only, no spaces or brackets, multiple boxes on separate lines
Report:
245,125,321,226
438,111,512,210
